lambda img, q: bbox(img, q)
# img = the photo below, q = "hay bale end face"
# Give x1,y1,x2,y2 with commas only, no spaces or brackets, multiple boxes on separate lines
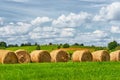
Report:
0,50,18,64
110,50,120,61
50,50,69,62
15,49,31,63
92,50,110,62
30,50,51,63
72,50,93,62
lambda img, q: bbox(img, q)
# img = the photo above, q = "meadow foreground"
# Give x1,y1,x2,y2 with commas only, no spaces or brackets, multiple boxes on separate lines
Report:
0,62,120,80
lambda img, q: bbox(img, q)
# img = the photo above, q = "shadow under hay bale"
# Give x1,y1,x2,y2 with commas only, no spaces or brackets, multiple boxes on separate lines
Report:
92,50,110,62
50,50,69,62
30,50,51,63
15,49,31,63
72,50,93,62
110,50,120,61
0,50,18,64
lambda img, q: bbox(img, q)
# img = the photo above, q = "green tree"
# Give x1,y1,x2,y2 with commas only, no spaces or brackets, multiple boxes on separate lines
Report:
80,43,84,46
15,44,18,47
34,42,38,46
21,43,25,46
49,43,52,45
36,45,41,50
0,41,7,48
8,44,18,47
63,43,70,48
57,45,61,49
73,43,79,46
108,41,118,50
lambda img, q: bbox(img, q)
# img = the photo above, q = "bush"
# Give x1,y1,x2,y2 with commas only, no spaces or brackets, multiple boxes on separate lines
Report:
80,43,84,46
63,43,70,48
49,43,52,45
34,42,38,46
20,42,31,46
36,45,41,50
57,45,61,49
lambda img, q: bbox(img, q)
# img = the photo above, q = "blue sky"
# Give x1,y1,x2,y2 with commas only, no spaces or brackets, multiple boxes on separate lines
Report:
0,0,120,46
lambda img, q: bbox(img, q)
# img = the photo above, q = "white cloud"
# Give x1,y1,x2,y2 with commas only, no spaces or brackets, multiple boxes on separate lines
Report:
0,13,110,46
29,31,57,40
42,27,54,32
93,30,108,38
2,0,120,46
60,28,75,37
80,30,108,41
31,17,52,25
0,10,117,46
28,26,56,40
70,30,110,46
93,2,120,21
111,26,120,33
52,12,92,27
0,22,31,36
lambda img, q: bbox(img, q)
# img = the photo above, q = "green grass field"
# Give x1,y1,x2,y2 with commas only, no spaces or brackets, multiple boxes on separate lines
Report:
6,45,58,53
0,45,117,80
0,62,120,80
5,45,107,54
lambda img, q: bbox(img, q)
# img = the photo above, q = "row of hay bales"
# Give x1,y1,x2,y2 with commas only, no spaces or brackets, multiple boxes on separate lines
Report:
0,49,120,64
72,50,120,62
0,49,69,64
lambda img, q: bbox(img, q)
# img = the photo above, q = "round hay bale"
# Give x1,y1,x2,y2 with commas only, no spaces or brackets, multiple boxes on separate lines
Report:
0,50,18,64
50,50,69,62
30,50,51,63
15,49,31,63
110,50,120,61
92,50,110,62
72,50,93,62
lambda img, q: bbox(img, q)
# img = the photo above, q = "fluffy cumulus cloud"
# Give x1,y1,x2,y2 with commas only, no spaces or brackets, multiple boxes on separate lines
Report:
93,2,120,21
71,30,110,46
92,30,108,38
1,1,120,46
0,12,91,44
111,26,120,33
60,28,75,37
0,22,31,36
85,30,108,42
0,11,111,45
29,26,56,39
52,12,92,28
31,17,52,25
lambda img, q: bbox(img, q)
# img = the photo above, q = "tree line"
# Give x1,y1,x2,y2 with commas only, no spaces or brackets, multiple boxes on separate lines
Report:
0,41,119,50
